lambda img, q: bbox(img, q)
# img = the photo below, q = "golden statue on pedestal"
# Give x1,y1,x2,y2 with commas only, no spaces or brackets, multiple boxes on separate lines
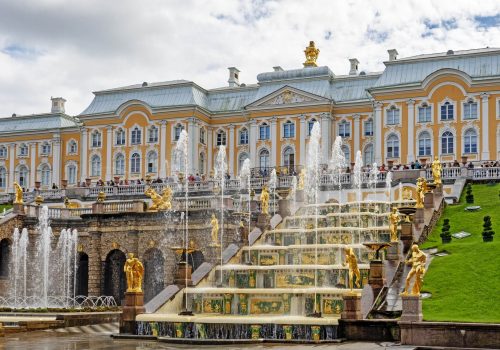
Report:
210,214,220,246
389,207,400,242
415,177,426,209
431,156,442,185
402,187,413,200
298,169,306,190
303,41,320,67
124,253,144,293
145,186,172,211
260,186,270,215
13,182,23,204
401,244,427,296
97,191,106,203
343,247,361,290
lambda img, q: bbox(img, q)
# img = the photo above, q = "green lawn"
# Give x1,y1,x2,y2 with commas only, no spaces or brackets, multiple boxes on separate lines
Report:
420,183,500,323
0,204,12,213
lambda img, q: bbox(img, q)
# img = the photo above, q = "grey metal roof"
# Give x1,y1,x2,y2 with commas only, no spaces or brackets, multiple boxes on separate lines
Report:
374,48,500,88
257,66,334,83
331,76,379,102
0,113,80,133
208,88,257,112
252,79,332,102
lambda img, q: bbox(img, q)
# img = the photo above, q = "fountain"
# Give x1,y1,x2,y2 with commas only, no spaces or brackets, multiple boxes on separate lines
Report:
385,171,393,202
214,145,228,285
369,163,379,199
239,158,252,259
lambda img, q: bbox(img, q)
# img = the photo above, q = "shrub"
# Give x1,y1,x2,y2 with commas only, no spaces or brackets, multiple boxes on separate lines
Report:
465,183,474,204
482,216,495,242
440,218,451,243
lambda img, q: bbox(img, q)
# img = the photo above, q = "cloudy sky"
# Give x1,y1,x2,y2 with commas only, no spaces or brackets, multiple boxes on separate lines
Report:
0,0,499,117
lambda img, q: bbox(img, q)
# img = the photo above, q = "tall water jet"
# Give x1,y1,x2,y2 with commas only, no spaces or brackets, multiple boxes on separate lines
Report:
38,206,52,308
385,171,393,203
305,121,321,316
289,175,297,214
214,145,228,284
56,228,78,306
269,169,277,217
330,136,346,223
239,158,252,262
369,163,379,199
353,151,363,229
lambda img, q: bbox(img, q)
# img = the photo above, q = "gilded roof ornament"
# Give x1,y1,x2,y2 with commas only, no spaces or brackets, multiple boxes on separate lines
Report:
303,41,320,67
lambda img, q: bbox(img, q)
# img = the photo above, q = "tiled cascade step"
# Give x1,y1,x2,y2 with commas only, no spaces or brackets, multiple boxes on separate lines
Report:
43,322,119,334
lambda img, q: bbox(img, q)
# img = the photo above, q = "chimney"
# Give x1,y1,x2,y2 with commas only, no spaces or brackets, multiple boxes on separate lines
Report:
349,58,359,75
388,49,398,61
273,66,284,72
51,97,66,113
227,67,240,87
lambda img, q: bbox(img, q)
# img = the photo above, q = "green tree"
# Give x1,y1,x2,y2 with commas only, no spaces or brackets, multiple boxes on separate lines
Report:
440,218,451,243
465,183,474,204
482,216,495,242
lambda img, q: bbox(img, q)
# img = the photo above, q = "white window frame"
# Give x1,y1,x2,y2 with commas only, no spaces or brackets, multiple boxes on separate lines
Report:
0,146,7,158
417,104,432,123
115,153,125,176
147,151,157,173
199,128,206,144
386,134,400,158
259,123,270,140
463,129,478,154
239,128,249,145
440,101,455,121
90,155,101,177
173,124,184,142
386,106,400,125
283,120,295,139
131,126,142,145
91,131,102,148
363,119,373,136
0,167,6,188
18,144,28,157
462,99,478,120
148,126,158,143
418,131,432,156
308,119,317,136
130,153,141,174
115,128,126,146
338,120,351,138
441,131,454,155
41,142,51,155
67,164,77,185
216,130,227,146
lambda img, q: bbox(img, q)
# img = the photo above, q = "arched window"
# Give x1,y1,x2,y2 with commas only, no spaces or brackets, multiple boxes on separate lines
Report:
259,149,270,171
418,131,431,156
19,143,28,156
115,128,126,145
338,120,351,137
174,124,184,141
238,153,248,174
148,126,158,143
283,147,295,170
0,239,10,278
464,129,478,154
308,119,317,136
115,154,125,175
40,164,51,186
341,145,350,163
41,142,51,155
440,101,454,120
463,99,478,120
91,155,101,177
259,123,270,140
147,151,157,173
441,131,454,154
239,128,249,145
18,165,28,187
216,130,226,146
418,103,432,123
283,120,295,138
387,134,400,158
68,140,77,154
199,153,205,174
363,144,374,165
91,130,102,148
0,167,6,188
131,153,141,174
364,119,373,136
131,127,142,145
0,146,6,158
67,164,77,185
386,106,400,125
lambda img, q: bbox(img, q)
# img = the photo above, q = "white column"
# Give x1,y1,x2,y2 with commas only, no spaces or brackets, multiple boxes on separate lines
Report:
374,102,383,164
406,99,416,162
321,113,331,163
80,128,88,183
159,120,167,178
270,117,277,167
249,120,257,167
299,115,306,167
29,142,36,188
8,143,15,191
52,135,61,187
105,126,112,181
480,93,490,160
187,118,198,175
207,127,213,175
228,124,235,176
353,114,361,157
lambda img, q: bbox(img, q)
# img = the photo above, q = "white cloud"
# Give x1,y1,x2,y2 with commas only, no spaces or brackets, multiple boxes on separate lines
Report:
0,0,499,116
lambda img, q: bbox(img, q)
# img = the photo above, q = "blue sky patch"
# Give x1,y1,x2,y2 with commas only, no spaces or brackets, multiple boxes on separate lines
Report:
474,14,500,28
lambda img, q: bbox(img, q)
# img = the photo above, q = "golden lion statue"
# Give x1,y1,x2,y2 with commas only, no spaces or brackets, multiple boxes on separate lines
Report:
145,186,172,211
64,197,80,209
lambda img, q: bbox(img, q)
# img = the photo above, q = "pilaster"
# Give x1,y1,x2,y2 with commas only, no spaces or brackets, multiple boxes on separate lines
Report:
374,102,383,164
29,142,36,188
480,93,490,160
105,126,113,181
406,99,416,163
353,114,361,157
80,128,88,183
249,120,257,167
270,117,277,167
159,120,167,178
52,134,61,187
8,143,15,191
228,124,235,176
321,113,332,163
299,115,306,167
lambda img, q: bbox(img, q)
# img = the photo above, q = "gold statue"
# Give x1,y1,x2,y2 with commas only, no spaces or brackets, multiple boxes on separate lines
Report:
401,244,427,296
389,208,400,242
298,169,306,190
303,41,320,67
64,197,80,209
210,214,220,246
343,247,361,290
145,187,172,211
431,156,442,185
260,186,270,215
97,191,106,203
402,187,413,200
13,182,23,204
124,253,144,293
415,177,425,209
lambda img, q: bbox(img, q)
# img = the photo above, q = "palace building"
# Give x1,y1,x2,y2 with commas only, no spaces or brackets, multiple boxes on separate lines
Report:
1,43,500,192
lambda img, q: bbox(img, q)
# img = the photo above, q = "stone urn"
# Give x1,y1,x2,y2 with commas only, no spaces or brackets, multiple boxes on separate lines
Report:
35,181,41,190
420,158,427,166
85,178,92,187
61,179,68,189
114,176,120,183
461,155,468,166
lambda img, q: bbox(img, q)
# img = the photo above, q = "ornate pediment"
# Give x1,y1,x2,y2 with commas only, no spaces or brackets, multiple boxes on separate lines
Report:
247,86,329,109
266,90,315,105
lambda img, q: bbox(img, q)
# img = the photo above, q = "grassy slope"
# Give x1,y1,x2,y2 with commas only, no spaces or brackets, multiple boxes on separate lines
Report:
0,204,12,212
420,183,500,322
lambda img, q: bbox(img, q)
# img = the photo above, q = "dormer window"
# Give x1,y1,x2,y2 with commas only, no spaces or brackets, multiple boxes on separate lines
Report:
386,106,400,125
283,120,295,138
463,99,478,120
131,127,142,145
440,101,454,120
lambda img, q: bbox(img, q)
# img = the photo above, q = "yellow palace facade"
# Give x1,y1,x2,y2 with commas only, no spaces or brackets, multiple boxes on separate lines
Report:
1,44,500,192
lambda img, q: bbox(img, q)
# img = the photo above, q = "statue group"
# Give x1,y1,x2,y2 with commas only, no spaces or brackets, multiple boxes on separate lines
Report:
124,253,144,293
145,187,173,211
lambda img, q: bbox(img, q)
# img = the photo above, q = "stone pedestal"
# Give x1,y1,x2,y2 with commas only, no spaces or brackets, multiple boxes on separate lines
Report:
222,197,233,210
400,222,414,253
368,260,385,294
120,292,145,334
0,322,4,337
257,213,271,231
13,203,25,215
434,183,443,197
278,198,291,219
386,241,402,261
92,202,104,214
414,208,424,224
424,192,434,209
295,189,304,203
174,262,193,286
341,293,362,320
400,294,423,322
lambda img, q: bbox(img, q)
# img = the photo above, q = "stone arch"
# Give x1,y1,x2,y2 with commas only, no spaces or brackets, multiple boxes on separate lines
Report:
76,252,89,296
143,248,165,303
103,249,126,305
